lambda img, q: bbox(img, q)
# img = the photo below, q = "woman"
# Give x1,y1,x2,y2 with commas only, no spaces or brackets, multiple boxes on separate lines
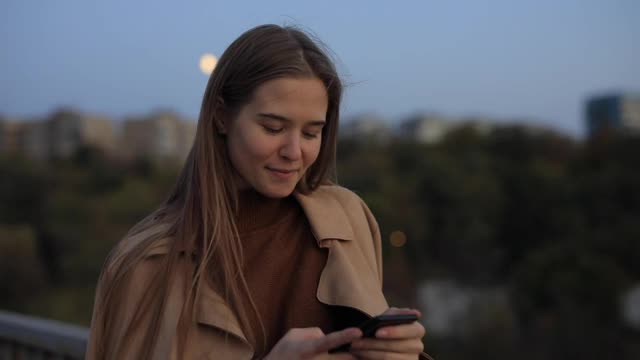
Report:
87,24,430,360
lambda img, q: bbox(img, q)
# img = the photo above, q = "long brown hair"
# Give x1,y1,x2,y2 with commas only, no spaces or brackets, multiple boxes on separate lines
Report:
89,24,343,358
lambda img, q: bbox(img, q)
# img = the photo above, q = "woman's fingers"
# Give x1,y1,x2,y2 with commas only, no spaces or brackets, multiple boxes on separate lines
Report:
300,327,362,355
341,308,426,359
349,349,417,360
350,337,424,353
375,321,425,339
265,327,362,360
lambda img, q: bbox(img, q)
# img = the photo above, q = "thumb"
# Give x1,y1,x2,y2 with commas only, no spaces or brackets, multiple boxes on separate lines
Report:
299,327,362,355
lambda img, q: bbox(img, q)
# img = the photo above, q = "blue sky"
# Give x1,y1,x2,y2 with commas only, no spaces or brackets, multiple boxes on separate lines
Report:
2,0,638,136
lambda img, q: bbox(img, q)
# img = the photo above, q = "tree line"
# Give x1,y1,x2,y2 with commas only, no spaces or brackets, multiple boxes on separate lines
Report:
1,124,638,359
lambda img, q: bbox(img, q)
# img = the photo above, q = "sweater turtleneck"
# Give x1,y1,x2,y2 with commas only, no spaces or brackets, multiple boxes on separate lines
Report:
234,188,298,234
234,188,333,358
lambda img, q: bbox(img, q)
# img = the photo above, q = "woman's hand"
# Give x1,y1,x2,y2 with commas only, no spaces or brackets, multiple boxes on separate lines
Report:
264,327,363,360
349,308,425,360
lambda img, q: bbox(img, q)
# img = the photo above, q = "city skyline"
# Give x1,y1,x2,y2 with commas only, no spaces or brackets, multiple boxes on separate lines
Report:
2,0,639,137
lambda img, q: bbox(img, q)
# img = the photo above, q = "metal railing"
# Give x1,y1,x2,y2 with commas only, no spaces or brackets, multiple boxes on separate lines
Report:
0,310,88,359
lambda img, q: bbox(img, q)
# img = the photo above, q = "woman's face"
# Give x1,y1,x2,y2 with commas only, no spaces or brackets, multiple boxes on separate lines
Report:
224,77,328,198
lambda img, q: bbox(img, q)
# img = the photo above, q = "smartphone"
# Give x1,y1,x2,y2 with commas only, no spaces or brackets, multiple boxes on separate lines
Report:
359,314,418,337
329,313,418,353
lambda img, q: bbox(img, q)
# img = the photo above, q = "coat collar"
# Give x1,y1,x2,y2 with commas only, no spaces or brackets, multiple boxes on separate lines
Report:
195,187,387,344
293,188,356,245
144,188,355,257
189,188,365,349
142,187,385,350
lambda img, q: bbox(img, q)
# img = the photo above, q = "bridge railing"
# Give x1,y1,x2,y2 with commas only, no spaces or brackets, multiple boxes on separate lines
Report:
0,310,88,360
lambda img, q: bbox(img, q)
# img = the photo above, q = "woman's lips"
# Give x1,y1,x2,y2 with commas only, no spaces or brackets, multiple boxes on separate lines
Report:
266,167,297,180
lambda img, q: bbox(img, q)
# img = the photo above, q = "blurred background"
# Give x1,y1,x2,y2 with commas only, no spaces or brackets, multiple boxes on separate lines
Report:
1,0,639,359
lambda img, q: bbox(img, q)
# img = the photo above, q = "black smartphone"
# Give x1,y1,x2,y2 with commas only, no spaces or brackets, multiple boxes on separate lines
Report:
329,313,419,353
359,314,418,337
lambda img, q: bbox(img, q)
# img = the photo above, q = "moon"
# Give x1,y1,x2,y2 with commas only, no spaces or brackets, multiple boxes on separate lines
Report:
199,53,217,75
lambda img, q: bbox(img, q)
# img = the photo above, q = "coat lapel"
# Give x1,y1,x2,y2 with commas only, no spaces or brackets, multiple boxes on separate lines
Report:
195,282,250,346
295,189,389,317
316,243,389,316
194,187,388,347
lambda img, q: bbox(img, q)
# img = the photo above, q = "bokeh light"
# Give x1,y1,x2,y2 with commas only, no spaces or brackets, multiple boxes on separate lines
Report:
389,230,407,247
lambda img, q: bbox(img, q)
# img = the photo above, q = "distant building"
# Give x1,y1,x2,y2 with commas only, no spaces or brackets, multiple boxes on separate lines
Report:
120,111,196,162
48,110,115,158
417,279,513,337
0,109,196,163
0,117,28,154
1,110,115,160
397,113,560,143
22,120,50,160
340,113,391,142
398,113,454,144
340,112,502,145
458,117,497,136
586,93,640,136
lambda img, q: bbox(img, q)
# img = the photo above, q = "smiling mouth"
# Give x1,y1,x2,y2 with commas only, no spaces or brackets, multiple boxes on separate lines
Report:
266,167,299,180
266,167,298,173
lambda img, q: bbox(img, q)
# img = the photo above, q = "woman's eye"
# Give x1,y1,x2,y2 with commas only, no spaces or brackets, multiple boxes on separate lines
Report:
263,126,283,134
303,132,319,139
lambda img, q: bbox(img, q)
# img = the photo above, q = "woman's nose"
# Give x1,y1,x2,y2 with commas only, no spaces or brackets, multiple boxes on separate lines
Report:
278,134,302,161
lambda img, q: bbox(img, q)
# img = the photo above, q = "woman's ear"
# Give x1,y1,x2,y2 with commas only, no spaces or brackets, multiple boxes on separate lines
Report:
214,97,227,134
216,119,227,135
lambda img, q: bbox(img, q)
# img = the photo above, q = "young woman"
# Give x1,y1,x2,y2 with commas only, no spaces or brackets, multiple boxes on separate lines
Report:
87,24,430,360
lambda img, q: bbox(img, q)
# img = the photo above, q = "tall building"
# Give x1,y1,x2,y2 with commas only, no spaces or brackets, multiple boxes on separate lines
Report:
586,93,640,136
120,111,196,162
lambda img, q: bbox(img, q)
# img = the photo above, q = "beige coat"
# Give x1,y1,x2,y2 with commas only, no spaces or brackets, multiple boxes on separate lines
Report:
87,185,432,359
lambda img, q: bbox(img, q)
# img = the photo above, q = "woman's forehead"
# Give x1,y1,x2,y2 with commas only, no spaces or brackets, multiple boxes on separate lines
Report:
247,77,328,122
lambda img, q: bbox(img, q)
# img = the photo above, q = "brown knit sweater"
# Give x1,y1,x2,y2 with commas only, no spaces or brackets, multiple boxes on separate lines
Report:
235,189,332,357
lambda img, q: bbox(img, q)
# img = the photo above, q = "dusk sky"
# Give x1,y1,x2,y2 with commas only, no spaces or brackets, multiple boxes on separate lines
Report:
2,0,638,136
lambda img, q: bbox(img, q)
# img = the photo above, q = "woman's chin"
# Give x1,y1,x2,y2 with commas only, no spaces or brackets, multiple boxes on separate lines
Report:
255,183,296,199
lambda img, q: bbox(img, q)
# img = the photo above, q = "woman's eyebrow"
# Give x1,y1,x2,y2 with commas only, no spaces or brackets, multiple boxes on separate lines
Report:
257,112,326,126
